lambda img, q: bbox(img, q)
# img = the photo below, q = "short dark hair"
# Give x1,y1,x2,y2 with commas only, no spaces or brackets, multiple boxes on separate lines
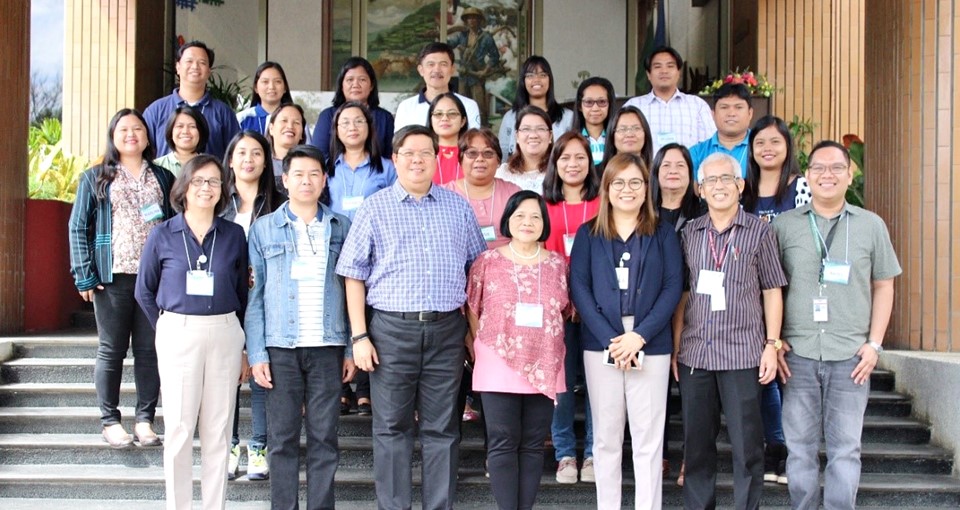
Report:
644,46,683,72
542,132,599,205
713,83,752,105
499,190,551,243
177,40,214,67
427,92,468,139
393,125,438,154
332,57,381,108
170,154,230,215
457,128,502,164
164,106,209,155
417,42,456,65
251,61,293,106
282,144,331,206
808,140,851,166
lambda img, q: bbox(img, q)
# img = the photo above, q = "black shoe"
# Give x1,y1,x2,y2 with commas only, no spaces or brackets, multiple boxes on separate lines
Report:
340,398,352,415
763,445,779,482
357,402,372,416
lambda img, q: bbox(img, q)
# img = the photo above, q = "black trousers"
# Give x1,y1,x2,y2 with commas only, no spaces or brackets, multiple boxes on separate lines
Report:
679,364,764,510
482,392,553,510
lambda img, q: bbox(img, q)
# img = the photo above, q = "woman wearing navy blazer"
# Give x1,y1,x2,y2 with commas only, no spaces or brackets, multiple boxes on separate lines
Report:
569,152,683,510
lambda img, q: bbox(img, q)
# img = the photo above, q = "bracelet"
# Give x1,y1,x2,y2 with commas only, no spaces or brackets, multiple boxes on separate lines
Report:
351,332,370,344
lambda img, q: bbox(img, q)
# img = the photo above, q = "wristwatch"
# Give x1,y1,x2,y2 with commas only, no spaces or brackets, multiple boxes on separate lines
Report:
765,338,783,351
867,340,884,354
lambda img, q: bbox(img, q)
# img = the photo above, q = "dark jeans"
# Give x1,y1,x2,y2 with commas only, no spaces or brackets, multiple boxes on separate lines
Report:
266,346,343,510
679,364,763,510
482,392,554,510
368,309,465,510
232,376,267,450
92,273,159,426
761,379,786,446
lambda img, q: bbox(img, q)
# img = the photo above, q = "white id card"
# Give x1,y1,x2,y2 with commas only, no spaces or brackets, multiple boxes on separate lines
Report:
480,225,497,242
813,297,829,322
290,259,317,280
711,289,727,312
515,303,544,328
140,203,163,222
563,234,575,256
615,267,630,290
657,132,679,146
822,261,851,285
186,270,214,296
696,270,725,295
342,195,364,211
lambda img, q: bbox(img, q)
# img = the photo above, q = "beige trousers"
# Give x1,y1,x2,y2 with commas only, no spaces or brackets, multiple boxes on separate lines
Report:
583,316,671,510
155,311,244,510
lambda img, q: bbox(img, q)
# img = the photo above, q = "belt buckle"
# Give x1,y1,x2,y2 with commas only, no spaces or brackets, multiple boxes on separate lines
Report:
418,311,434,322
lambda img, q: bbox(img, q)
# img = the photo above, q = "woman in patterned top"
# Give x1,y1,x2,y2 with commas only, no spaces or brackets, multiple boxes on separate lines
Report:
68,108,176,449
466,190,570,510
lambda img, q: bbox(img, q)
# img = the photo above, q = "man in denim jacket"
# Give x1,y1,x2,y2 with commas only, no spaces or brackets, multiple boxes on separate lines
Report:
245,144,356,509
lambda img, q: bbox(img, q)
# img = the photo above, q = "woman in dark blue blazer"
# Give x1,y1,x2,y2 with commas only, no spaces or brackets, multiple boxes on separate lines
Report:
569,152,683,509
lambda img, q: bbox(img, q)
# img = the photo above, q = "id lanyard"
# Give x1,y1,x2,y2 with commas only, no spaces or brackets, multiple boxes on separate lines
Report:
562,201,588,236
463,179,496,227
703,228,737,272
182,227,217,271
435,153,462,185
808,212,849,284
341,159,372,199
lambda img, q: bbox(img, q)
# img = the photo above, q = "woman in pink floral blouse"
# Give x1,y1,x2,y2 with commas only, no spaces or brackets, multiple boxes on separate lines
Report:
466,189,570,510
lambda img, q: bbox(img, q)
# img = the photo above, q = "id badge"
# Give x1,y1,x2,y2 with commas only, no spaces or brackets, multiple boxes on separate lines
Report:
342,195,364,211
186,270,214,296
711,289,727,312
615,267,630,290
696,270,724,295
563,234,575,256
657,132,678,146
813,297,829,322
514,302,544,328
822,261,851,285
290,259,317,280
480,225,497,242
140,203,163,222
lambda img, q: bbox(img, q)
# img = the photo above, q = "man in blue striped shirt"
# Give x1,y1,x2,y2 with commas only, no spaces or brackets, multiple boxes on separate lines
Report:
336,125,487,510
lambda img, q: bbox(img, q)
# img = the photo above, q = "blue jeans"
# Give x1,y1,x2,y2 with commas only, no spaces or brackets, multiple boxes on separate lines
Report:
761,379,786,446
266,346,343,510
551,321,593,460
783,352,869,510
232,377,267,450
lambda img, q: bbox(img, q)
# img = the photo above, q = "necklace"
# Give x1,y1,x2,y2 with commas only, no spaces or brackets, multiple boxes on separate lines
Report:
508,241,540,260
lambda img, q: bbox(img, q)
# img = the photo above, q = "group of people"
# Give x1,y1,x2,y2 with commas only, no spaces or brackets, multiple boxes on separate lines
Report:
67,39,900,510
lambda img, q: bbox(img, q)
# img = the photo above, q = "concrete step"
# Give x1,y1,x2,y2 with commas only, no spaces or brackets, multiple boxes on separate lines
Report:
8,333,100,359
1,464,958,506
0,432,951,476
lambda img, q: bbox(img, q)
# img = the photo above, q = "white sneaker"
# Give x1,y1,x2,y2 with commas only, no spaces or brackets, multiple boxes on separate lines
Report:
556,456,578,484
580,457,595,483
247,446,269,480
227,445,240,480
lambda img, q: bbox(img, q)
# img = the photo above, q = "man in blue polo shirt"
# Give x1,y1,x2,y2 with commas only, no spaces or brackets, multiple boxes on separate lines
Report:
144,40,240,159
689,83,753,180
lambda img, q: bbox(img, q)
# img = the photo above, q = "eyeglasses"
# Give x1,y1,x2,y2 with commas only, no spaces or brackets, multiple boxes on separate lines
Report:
700,175,739,187
190,177,222,188
610,178,645,191
581,99,609,108
524,72,549,80
615,126,644,135
463,149,498,160
807,164,849,176
517,126,551,134
431,111,462,120
337,119,367,128
397,150,436,160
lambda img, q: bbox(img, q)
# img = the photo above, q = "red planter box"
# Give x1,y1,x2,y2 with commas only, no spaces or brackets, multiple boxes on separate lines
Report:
24,199,84,332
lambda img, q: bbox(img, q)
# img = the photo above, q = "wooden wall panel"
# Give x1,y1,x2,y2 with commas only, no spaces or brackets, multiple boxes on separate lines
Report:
0,2,29,333
756,0,864,144
864,0,959,352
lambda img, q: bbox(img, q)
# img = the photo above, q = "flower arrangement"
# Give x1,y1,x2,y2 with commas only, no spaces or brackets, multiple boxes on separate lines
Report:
699,69,775,97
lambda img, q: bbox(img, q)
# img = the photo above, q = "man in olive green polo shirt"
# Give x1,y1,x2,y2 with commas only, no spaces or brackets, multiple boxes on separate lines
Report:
771,140,901,510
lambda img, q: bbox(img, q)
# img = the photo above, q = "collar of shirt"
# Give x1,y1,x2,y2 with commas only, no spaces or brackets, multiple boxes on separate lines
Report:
691,206,749,234
254,104,269,117
335,153,372,170
390,180,437,202
283,201,324,224
580,127,606,142
168,213,223,236
173,87,212,107
417,88,434,104
799,201,861,221
706,129,750,150
643,89,684,105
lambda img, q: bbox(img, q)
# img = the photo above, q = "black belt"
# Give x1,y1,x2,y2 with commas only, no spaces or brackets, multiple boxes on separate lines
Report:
375,309,460,322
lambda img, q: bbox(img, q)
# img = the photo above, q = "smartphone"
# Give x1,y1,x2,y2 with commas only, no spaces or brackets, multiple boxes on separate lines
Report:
602,348,644,370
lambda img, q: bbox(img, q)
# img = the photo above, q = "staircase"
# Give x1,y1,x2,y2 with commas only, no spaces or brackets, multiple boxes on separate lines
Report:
1,330,959,508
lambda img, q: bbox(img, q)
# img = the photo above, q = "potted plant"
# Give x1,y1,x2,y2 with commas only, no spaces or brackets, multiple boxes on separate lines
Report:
25,118,90,331
699,69,776,123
